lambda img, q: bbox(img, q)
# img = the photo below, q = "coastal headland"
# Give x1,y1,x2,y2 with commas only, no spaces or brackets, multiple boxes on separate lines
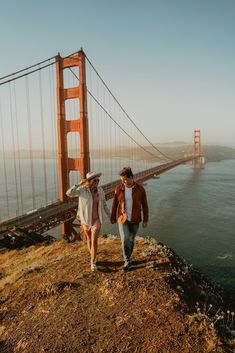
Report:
0,235,235,352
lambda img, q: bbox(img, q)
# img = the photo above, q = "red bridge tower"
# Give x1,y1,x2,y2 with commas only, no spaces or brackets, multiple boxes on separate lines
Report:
56,49,90,238
193,129,205,169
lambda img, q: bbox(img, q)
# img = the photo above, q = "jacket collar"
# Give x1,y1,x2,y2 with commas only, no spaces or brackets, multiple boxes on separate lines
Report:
121,181,136,191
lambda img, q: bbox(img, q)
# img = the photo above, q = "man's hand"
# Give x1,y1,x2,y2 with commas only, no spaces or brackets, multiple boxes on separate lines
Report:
142,222,148,228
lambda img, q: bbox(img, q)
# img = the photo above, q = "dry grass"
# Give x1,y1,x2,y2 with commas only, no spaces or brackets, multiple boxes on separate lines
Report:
0,237,234,353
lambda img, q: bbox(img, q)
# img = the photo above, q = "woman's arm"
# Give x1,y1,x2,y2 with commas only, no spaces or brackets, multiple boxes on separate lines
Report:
110,189,119,223
66,185,82,198
101,188,111,218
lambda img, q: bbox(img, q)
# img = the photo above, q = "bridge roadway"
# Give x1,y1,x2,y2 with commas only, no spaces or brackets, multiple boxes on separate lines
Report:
0,155,200,236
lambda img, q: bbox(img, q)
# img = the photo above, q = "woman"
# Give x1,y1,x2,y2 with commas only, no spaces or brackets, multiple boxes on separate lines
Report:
66,171,110,272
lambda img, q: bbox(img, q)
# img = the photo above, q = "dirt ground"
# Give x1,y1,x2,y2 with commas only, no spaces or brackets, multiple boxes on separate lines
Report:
0,235,235,353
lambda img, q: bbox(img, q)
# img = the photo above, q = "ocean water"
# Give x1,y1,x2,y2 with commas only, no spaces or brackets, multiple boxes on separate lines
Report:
153,160,235,296
1,158,235,296
103,159,235,296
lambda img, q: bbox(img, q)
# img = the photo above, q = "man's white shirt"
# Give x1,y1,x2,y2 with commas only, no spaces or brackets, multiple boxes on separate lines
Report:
124,186,133,221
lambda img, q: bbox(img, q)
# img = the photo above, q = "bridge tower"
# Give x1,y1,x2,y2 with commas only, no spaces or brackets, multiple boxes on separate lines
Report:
193,129,205,169
56,49,90,238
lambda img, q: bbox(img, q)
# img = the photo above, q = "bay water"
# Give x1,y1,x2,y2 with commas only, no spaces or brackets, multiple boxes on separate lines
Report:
103,159,235,296
1,158,234,296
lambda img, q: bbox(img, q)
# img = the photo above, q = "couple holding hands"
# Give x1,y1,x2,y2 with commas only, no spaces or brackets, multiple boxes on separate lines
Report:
66,167,149,272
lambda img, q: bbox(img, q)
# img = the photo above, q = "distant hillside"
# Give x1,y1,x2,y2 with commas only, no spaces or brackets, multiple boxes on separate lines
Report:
201,145,235,162
155,144,235,163
99,144,235,163
1,145,234,163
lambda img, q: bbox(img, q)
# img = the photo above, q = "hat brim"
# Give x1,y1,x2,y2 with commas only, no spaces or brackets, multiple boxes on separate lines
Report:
79,172,102,185
79,178,87,186
86,172,102,181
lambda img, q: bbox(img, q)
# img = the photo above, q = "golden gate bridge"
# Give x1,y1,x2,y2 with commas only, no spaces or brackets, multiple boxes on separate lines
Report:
0,48,204,239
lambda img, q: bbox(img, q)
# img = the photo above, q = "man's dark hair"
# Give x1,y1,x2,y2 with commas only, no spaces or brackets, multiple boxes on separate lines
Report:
119,166,133,178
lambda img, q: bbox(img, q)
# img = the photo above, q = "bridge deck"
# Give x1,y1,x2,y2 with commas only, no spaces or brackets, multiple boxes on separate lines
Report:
0,156,200,235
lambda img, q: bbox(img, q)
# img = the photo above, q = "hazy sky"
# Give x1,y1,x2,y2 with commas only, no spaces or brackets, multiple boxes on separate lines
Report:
1,0,234,146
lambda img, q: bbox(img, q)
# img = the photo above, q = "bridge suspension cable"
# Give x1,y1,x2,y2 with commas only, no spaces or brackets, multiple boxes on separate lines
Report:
68,65,171,164
9,83,20,215
0,50,84,86
48,64,59,199
0,96,10,220
0,55,59,220
25,76,36,209
85,54,172,162
13,81,24,212
0,49,201,231
86,87,159,159
0,61,56,86
39,70,48,205
0,56,55,80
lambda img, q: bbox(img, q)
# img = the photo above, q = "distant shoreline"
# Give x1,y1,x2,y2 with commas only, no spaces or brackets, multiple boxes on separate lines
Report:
0,144,234,163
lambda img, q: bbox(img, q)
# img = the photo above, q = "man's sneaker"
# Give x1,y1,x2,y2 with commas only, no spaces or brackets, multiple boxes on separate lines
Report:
91,261,97,272
123,261,131,271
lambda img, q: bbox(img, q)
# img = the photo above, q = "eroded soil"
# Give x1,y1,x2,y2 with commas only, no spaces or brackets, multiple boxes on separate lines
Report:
0,236,234,353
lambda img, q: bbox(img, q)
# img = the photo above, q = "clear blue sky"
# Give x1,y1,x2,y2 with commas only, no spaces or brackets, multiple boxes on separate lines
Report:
1,0,234,146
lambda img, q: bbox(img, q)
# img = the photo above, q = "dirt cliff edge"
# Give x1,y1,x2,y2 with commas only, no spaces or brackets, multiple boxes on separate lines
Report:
0,236,235,353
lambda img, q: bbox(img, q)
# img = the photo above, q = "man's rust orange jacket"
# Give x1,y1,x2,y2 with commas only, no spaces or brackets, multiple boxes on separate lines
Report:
111,182,149,224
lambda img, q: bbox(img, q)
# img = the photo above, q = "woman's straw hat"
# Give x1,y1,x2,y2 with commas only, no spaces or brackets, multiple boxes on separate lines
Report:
79,171,102,185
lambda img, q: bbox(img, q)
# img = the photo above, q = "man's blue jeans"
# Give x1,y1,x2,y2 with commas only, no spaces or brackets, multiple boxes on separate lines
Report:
118,220,139,263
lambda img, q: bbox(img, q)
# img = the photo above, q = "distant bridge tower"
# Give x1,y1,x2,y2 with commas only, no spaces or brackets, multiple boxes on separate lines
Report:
56,49,90,238
193,129,205,169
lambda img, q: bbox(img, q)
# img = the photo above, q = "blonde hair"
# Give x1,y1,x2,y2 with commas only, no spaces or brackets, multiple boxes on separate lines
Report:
84,180,90,188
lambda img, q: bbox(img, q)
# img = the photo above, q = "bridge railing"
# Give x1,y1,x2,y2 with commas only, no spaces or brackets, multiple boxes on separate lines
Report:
0,154,200,236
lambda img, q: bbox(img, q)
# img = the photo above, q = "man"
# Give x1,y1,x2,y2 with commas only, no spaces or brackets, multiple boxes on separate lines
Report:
111,167,149,270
